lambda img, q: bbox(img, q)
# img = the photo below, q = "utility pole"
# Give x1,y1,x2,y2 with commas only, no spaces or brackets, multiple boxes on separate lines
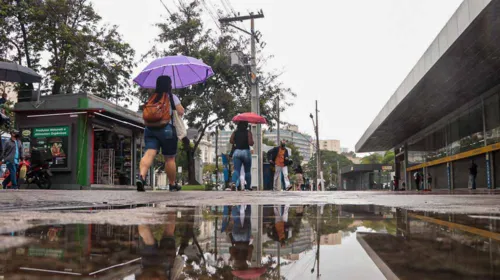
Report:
311,100,321,191
277,96,280,143
220,11,265,190
337,160,341,189
215,127,219,186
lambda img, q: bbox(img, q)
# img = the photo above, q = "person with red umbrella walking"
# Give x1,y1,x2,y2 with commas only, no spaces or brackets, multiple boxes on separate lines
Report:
229,121,254,191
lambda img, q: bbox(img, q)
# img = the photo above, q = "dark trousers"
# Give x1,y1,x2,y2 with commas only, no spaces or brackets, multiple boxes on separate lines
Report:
2,162,18,189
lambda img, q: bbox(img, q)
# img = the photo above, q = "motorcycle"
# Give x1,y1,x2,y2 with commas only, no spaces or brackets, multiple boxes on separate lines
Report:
24,149,53,189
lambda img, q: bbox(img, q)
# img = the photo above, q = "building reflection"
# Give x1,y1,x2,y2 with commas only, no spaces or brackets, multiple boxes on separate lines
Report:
0,205,498,279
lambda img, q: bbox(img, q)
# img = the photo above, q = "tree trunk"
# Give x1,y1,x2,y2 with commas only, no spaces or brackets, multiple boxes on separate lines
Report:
52,80,62,95
182,137,198,185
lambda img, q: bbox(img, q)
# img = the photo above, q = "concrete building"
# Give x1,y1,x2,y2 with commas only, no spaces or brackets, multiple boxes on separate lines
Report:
320,140,341,153
198,134,215,164
211,130,233,156
264,125,313,162
356,0,500,190
341,147,349,154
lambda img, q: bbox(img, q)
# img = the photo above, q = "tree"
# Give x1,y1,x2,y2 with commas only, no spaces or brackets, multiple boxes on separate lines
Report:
361,153,383,164
361,151,394,166
142,1,294,184
306,150,353,187
0,0,135,98
382,150,395,166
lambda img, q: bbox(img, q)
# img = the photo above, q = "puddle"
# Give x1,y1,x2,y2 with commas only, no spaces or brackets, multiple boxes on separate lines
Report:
0,204,499,279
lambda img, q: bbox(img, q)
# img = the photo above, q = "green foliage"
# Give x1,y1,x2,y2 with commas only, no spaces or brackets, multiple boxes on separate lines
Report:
361,151,394,166
202,163,221,175
0,0,135,98
382,150,395,166
306,150,353,186
361,153,384,164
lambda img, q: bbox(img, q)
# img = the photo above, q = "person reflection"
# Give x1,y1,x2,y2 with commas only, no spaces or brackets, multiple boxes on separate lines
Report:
222,205,254,271
137,211,181,280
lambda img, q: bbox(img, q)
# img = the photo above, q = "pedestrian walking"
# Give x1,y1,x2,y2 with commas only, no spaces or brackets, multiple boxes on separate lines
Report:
136,76,185,192
230,121,254,191
427,173,432,191
469,160,478,189
414,171,422,191
1,130,23,190
294,165,304,191
393,176,399,191
268,140,292,191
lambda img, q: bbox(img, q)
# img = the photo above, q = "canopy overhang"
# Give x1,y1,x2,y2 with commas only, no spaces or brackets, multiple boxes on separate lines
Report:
356,0,500,152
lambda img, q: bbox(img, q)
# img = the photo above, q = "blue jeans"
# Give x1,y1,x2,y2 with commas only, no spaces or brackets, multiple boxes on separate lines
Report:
3,162,17,189
144,125,178,157
232,149,252,190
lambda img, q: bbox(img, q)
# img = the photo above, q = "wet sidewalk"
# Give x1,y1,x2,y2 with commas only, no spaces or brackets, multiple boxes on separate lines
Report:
1,203,500,279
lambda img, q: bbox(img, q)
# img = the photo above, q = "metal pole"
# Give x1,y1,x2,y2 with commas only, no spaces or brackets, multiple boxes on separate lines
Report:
250,19,263,190
277,96,280,143
316,100,321,191
337,160,340,189
316,205,320,278
215,128,219,186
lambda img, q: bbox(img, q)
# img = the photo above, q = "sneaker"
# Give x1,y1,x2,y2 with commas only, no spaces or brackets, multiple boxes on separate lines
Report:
169,184,182,192
136,177,146,192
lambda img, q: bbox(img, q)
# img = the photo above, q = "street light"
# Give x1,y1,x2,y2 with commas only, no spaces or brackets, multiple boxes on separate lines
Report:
310,102,321,191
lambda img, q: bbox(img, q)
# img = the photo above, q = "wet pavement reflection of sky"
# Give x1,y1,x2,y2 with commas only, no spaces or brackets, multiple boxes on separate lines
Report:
0,204,499,279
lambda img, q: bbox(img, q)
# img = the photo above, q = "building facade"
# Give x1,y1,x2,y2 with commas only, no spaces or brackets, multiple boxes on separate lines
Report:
356,0,500,190
320,140,341,153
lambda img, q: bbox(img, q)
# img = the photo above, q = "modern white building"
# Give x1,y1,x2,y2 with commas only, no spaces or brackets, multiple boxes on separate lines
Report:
319,139,341,153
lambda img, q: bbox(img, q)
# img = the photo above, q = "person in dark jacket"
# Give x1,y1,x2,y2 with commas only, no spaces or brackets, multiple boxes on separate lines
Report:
267,140,291,191
2,130,23,189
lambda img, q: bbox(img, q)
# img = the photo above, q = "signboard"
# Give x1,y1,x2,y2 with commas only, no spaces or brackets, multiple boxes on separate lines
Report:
382,166,393,171
33,126,69,138
22,126,70,169
28,247,64,259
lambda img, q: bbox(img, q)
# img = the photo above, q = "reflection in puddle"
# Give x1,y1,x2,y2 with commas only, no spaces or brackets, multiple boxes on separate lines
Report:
0,204,499,279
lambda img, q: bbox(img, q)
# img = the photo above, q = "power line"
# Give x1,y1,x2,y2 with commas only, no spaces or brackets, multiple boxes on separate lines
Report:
159,0,174,16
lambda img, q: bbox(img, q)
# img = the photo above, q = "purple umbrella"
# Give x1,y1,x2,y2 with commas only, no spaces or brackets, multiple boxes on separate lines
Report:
133,55,214,89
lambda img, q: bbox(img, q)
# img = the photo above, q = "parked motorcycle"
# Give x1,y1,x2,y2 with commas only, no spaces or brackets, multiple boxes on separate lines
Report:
25,148,53,189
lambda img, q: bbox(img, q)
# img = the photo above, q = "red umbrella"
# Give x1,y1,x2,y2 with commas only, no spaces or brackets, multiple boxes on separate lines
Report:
232,267,267,279
232,112,267,124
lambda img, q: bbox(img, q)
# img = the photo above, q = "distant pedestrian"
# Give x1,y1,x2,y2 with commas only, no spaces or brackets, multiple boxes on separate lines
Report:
427,173,432,191
230,121,254,191
469,160,478,189
414,171,422,191
137,75,185,192
294,165,304,191
393,176,399,191
1,130,22,190
268,140,292,191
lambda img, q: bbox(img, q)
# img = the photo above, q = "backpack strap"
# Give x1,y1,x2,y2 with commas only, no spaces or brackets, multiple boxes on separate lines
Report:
168,92,176,123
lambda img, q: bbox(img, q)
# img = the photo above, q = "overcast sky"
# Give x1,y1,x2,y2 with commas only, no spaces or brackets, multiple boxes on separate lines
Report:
92,0,463,151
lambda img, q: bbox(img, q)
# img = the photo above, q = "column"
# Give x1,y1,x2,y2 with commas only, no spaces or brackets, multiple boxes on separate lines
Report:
404,143,409,190
448,161,453,190
486,152,493,189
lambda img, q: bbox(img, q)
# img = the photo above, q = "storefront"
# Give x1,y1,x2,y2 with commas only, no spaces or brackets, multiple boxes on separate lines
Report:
14,93,145,189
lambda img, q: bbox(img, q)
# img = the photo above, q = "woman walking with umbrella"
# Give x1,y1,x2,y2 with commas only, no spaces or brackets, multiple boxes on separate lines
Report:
133,55,214,192
230,121,254,191
230,113,267,191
